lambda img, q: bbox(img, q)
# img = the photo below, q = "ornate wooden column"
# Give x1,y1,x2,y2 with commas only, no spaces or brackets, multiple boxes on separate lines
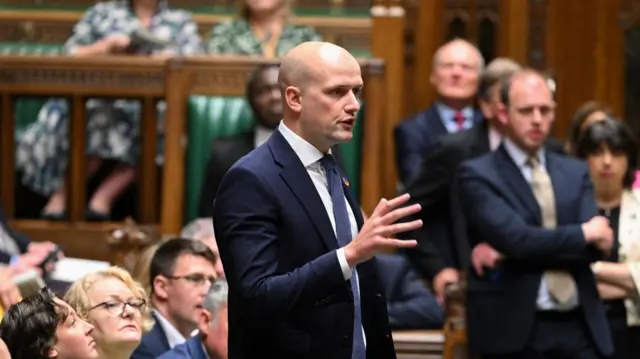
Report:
363,0,406,214
411,0,445,114
498,0,529,63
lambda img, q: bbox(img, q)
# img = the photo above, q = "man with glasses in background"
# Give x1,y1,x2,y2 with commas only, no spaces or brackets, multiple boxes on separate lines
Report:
131,238,218,359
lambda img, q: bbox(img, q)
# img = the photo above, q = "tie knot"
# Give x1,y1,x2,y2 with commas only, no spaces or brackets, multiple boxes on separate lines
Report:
527,156,541,168
454,111,466,127
320,154,337,172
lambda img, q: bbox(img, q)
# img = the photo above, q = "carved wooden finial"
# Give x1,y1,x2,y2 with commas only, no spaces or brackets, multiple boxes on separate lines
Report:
107,218,157,269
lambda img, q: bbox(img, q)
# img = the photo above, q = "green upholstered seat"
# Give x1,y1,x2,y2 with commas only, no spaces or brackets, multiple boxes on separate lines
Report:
184,96,363,222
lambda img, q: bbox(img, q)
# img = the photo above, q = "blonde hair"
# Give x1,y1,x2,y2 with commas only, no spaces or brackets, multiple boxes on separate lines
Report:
237,0,293,20
64,266,154,332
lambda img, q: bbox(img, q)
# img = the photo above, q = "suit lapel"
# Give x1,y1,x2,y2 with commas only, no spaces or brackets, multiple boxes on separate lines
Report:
269,131,339,252
186,336,207,358
469,121,491,157
427,106,448,135
495,146,541,223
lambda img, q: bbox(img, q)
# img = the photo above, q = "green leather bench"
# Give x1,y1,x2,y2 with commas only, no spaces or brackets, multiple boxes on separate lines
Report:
2,41,365,223
185,96,364,222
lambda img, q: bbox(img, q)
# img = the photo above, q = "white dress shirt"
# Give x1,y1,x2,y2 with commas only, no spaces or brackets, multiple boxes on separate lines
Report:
488,125,502,151
153,309,188,349
502,139,579,311
278,121,366,343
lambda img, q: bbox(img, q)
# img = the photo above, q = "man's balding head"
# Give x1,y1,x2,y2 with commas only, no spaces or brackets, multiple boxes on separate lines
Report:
431,39,483,103
278,41,362,153
278,41,358,91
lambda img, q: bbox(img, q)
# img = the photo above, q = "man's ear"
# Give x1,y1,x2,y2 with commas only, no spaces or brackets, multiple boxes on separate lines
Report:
496,103,509,127
197,309,212,336
48,346,58,358
153,276,170,300
284,86,302,113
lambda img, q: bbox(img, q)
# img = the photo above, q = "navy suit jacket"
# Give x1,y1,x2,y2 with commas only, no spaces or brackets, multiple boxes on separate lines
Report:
394,105,483,185
157,336,207,359
375,253,443,330
459,145,612,356
130,315,171,359
212,130,396,359
0,206,30,263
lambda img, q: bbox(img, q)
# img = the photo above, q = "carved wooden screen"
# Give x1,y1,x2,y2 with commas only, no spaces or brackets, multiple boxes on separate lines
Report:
620,0,640,131
444,0,499,62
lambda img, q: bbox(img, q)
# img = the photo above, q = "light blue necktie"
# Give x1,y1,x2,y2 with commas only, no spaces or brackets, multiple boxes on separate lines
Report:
320,154,366,359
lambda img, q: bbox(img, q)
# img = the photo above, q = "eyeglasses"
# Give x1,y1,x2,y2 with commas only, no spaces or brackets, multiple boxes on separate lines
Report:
89,298,146,316
164,274,216,287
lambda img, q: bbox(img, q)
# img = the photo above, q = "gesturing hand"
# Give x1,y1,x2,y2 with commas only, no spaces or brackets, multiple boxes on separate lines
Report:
344,194,422,267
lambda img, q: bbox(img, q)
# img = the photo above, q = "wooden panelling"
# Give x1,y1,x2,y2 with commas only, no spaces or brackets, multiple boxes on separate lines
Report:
544,0,624,139
0,10,371,55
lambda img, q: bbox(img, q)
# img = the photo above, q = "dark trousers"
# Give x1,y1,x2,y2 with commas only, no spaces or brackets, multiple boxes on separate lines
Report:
484,310,604,359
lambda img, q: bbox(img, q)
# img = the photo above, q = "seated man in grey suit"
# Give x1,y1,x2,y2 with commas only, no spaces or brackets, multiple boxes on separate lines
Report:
158,279,228,359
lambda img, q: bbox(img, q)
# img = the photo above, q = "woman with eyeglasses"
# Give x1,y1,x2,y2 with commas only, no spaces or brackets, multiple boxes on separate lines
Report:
64,266,152,359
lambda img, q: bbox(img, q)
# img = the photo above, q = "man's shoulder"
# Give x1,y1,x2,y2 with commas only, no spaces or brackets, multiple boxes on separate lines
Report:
395,105,438,131
156,342,191,359
548,151,588,172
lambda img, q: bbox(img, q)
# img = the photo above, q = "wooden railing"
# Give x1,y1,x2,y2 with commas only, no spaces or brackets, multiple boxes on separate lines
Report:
0,55,386,255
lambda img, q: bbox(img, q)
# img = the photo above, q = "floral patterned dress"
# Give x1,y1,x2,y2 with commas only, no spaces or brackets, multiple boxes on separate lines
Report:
206,19,321,57
15,0,203,197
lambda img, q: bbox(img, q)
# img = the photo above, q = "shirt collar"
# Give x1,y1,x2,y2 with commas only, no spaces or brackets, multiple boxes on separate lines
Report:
277,121,327,167
435,102,474,121
503,138,546,169
153,309,187,349
254,125,274,147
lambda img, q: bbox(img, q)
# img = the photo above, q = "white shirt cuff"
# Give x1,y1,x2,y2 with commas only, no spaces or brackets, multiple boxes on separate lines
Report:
336,248,352,280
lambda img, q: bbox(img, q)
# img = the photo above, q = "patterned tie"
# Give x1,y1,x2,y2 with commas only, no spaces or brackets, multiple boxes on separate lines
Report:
454,111,466,131
320,154,366,359
528,156,577,304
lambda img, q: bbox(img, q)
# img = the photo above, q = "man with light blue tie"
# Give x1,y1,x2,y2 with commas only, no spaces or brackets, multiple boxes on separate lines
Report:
212,41,422,359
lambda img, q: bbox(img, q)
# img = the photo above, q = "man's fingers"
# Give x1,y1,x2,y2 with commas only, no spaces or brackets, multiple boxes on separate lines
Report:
385,193,411,208
380,204,422,225
382,220,423,235
473,261,484,277
383,238,417,248
372,194,412,217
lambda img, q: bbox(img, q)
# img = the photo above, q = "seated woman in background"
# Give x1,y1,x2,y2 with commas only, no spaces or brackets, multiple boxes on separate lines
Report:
16,0,203,221
575,118,640,359
64,266,151,359
207,0,321,57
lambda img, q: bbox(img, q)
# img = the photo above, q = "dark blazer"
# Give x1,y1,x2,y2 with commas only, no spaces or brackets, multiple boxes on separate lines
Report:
0,206,30,264
459,145,612,356
198,130,347,218
375,253,443,330
130,313,171,359
404,121,565,279
157,336,207,359
213,129,396,359
394,105,483,185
